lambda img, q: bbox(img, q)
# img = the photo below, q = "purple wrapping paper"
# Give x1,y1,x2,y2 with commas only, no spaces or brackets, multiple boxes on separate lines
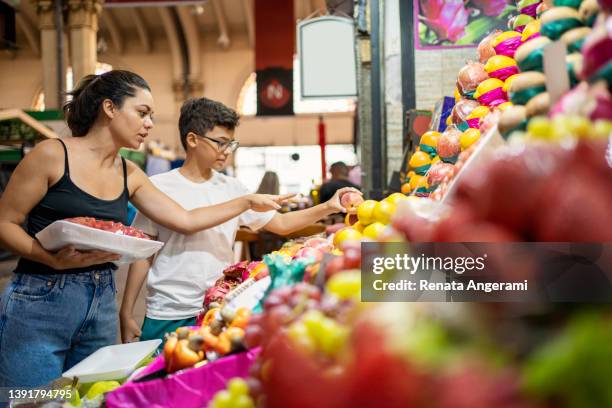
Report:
105,348,261,408
494,36,522,58
520,3,540,18
515,25,526,33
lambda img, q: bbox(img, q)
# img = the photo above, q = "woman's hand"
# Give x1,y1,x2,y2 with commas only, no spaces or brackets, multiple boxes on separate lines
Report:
326,187,362,213
51,245,120,270
245,193,296,212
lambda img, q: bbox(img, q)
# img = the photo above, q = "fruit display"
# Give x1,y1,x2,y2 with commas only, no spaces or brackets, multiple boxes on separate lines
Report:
66,217,151,239
202,261,270,313
164,306,252,374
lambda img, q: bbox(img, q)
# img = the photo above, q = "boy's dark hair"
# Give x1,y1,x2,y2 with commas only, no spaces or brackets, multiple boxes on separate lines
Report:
178,98,240,150
63,70,150,137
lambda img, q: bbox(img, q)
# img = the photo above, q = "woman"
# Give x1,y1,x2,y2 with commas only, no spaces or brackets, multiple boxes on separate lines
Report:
0,70,289,387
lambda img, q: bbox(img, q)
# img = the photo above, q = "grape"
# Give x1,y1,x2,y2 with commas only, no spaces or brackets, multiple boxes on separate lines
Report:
244,325,263,348
228,378,249,396
246,377,263,398
272,285,292,301
234,394,255,408
209,390,232,408
266,305,293,331
263,294,284,310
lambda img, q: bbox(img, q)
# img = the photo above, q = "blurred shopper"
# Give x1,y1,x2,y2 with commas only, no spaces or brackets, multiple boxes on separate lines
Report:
319,161,360,203
256,171,280,195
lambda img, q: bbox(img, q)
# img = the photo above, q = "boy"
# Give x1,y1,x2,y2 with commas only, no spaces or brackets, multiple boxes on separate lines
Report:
120,98,357,343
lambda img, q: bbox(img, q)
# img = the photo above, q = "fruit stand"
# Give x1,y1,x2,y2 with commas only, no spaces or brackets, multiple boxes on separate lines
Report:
8,0,611,406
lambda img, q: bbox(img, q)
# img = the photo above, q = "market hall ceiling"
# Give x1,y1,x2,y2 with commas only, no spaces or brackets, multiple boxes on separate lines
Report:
12,0,328,57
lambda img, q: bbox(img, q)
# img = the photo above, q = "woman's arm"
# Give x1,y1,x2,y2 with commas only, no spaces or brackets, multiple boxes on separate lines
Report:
0,140,119,269
128,164,293,235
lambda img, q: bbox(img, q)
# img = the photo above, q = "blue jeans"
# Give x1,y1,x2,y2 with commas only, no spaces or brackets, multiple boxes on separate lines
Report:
0,269,117,387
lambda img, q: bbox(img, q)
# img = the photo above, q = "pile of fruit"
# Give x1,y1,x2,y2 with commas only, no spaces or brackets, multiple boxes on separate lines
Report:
402,0,611,202
164,306,252,374
66,217,151,239
203,261,269,312
334,191,410,245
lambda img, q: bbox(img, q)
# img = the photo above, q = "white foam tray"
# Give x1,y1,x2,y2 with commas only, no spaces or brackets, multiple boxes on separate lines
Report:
62,340,161,383
36,220,164,264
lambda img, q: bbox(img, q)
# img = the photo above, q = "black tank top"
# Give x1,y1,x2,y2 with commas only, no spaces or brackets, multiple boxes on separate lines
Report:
15,139,130,275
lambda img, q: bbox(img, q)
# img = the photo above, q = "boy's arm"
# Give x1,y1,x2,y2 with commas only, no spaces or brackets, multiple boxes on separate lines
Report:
120,256,153,343
263,187,361,235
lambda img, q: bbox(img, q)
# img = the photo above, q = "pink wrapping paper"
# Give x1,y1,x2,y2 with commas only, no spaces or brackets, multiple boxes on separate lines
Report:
494,37,522,58
477,88,508,107
489,66,519,81
466,118,481,129
106,347,261,408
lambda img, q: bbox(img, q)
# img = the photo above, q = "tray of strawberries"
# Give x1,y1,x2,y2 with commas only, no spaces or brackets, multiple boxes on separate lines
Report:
36,217,164,264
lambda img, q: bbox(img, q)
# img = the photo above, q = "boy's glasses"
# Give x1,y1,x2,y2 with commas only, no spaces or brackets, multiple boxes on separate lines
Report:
197,135,239,153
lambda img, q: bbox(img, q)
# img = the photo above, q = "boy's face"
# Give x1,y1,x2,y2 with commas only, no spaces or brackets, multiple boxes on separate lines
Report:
187,126,236,171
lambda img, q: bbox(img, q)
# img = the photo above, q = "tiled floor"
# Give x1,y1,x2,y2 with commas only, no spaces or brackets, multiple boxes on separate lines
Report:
0,258,147,342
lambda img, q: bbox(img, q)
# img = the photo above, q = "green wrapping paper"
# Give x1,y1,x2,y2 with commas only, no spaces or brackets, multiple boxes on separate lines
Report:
541,18,583,40
510,85,546,105
518,48,545,72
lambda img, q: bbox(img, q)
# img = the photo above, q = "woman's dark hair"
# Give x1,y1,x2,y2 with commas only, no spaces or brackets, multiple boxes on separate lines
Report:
178,97,240,150
63,70,150,137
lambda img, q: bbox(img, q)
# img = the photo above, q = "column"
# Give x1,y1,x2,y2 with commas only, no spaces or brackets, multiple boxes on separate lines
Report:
67,0,102,84
35,0,60,109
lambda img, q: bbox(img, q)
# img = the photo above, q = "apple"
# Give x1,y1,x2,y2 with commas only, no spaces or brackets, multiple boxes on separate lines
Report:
303,237,333,252
339,191,364,211
294,247,324,262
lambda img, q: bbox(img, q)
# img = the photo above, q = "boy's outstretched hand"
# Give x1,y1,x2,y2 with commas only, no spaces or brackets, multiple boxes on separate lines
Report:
326,187,362,213
246,193,296,211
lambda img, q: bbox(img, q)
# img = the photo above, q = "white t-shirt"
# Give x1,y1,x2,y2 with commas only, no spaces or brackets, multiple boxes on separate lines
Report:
132,169,276,320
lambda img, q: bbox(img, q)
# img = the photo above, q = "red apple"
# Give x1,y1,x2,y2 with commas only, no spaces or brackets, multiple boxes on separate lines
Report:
340,191,364,211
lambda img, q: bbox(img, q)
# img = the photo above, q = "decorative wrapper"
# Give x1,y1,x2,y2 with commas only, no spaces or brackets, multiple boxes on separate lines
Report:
510,85,546,105
520,3,540,17
489,66,520,81
568,38,586,53
478,88,508,107
457,121,470,132
466,118,481,129
592,61,612,84
500,119,528,139
585,14,597,27
541,18,584,40
518,48,545,72
582,38,612,79
419,144,437,157
440,154,459,164
461,89,476,100
515,25,527,33
412,164,431,176
523,32,541,42
494,36,523,57
568,65,580,86
553,0,582,8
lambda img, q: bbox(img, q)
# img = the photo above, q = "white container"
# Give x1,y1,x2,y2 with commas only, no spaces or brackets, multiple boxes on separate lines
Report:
36,220,164,264
62,340,162,383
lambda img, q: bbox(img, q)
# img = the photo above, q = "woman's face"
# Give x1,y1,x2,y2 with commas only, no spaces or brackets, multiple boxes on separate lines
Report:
108,87,155,149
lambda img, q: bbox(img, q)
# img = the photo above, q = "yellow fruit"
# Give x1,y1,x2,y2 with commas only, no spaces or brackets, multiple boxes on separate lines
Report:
352,221,365,233
357,200,378,225
86,381,120,400
362,222,386,239
372,201,396,225
460,129,481,150
409,175,429,192
431,155,441,164
384,192,408,206
401,183,411,194
333,227,362,248
408,151,432,171
326,271,361,300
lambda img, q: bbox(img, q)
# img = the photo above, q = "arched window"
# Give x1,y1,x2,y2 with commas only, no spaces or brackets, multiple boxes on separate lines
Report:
236,58,356,115
32,62,114,111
